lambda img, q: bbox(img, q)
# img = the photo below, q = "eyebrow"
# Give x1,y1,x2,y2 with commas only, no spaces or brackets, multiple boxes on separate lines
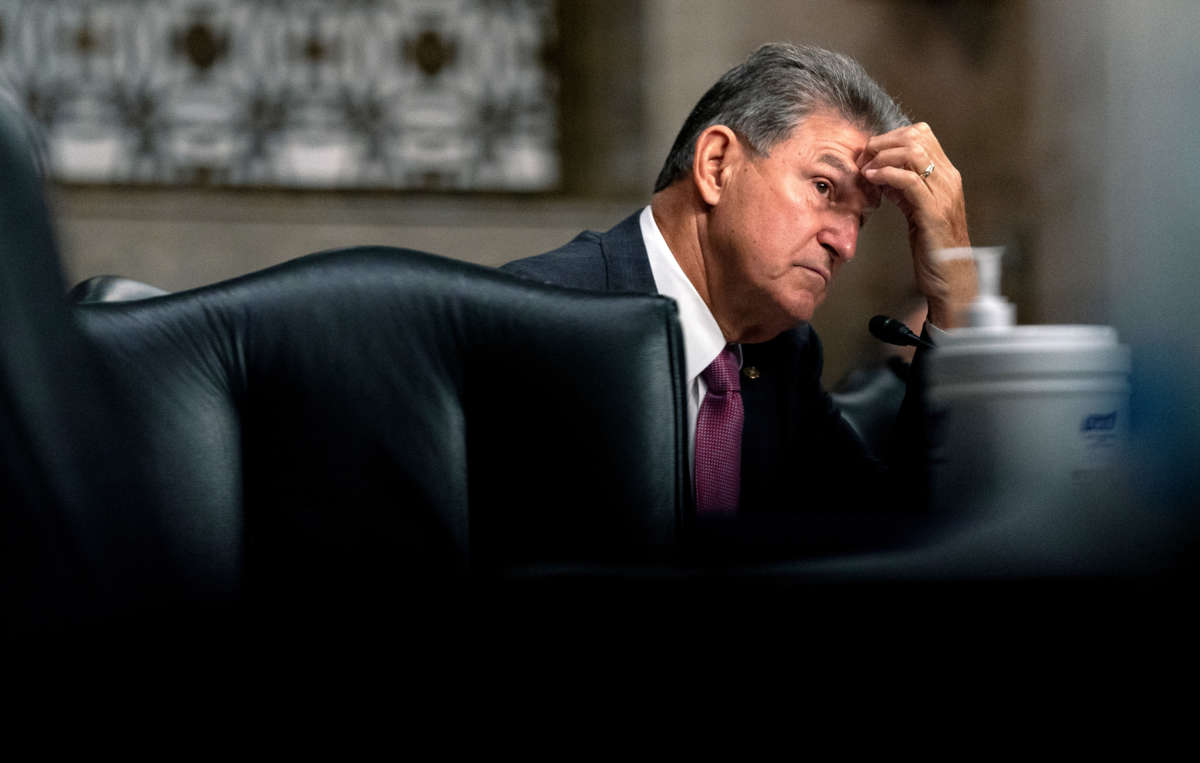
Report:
817,153,853,175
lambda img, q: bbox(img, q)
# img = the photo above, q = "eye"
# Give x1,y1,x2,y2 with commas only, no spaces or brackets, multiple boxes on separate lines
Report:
814,180,832,195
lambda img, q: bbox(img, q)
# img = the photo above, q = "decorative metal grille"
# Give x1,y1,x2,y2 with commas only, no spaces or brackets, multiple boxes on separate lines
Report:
0,0,558,190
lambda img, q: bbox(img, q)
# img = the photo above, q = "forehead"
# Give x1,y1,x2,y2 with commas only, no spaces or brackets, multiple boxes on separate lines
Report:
780,109,871,157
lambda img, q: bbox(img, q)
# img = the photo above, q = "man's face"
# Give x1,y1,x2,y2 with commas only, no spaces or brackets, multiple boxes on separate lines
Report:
704,110,880,343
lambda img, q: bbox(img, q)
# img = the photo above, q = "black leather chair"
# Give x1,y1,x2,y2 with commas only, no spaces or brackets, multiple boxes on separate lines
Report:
831,357,910,460
1,101,689,638
68,274,168,303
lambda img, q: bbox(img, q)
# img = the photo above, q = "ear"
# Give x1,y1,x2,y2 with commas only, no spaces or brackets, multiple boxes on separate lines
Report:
691,125,742,207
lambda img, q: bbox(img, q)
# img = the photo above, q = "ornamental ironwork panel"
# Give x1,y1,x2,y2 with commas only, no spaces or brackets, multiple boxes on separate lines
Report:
0,0,559,190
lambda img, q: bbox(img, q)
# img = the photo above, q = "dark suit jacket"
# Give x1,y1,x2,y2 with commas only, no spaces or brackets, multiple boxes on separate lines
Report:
502,211,932,556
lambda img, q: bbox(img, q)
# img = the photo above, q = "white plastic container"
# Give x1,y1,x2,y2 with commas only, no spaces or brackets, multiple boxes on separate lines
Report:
927,325,1131,514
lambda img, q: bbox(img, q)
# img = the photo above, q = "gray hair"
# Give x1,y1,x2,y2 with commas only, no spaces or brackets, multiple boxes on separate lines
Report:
653,42,910,192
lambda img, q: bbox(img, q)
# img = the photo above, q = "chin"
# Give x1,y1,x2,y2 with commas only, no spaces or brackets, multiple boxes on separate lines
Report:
793,303,817,321
784,297,819,324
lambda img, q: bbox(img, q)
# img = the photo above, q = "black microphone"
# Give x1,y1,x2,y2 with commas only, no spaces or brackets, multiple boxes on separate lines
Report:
868,314,935,350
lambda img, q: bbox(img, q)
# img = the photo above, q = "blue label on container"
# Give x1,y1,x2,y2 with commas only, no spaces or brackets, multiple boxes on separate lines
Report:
1081,411,1117,432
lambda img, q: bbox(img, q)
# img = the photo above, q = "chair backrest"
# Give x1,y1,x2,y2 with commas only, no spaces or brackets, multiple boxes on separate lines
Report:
72,249,689,614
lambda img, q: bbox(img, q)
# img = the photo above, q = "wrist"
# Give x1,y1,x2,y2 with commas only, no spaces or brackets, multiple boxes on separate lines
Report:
925,297,956,329
923,252,977,329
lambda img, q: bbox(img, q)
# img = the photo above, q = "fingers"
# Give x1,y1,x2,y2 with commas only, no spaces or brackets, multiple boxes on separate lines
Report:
861,163,933,205
858,121,962,201
858,120,970,258
859,146,936,185
861,122,947,164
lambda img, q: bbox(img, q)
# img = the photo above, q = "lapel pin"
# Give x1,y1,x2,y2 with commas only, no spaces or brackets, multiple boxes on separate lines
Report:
742,366,760,380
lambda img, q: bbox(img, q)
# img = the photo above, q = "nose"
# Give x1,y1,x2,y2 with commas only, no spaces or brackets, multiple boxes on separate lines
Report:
817,212,859,263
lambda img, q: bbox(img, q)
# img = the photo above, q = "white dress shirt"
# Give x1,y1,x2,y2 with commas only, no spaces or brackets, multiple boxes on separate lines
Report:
639,205,738,471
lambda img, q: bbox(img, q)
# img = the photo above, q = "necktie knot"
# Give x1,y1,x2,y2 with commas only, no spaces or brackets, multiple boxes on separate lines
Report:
702,346,740,394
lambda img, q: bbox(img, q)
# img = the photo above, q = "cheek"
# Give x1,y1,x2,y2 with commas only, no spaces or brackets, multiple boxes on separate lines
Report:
759,223,809,273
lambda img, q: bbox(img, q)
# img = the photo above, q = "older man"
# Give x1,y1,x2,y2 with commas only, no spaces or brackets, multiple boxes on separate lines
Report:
502,43,972,530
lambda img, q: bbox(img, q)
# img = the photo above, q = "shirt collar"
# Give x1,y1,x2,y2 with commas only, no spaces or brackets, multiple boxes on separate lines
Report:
639,205,732,383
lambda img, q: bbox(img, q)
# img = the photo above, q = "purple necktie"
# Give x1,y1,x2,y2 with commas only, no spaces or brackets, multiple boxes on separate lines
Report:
695,346,742,515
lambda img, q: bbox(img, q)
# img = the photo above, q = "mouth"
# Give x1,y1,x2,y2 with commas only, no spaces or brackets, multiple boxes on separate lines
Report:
799,264,830,286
